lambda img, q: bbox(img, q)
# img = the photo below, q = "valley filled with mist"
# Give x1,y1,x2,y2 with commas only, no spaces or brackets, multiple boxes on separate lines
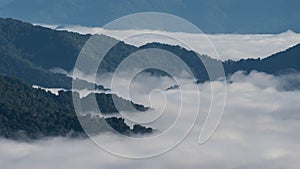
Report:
0,13,300,169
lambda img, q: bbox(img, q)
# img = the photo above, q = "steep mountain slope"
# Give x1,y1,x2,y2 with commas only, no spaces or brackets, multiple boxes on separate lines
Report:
0,17,88,70
0,18,107,89
224,43,300,75
1,17,299,86
0,17,299,141
0,75,152,140
140,42,300,82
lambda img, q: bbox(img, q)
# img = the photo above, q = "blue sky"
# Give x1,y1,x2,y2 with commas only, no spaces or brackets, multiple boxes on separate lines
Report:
0,0,299,34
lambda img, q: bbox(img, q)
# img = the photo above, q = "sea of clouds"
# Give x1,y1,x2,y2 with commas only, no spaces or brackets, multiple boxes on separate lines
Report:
1,71,300,169
2,22,300,168
37,24,300,61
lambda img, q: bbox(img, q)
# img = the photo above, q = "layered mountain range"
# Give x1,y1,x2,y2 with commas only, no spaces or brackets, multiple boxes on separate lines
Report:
0,17,299,140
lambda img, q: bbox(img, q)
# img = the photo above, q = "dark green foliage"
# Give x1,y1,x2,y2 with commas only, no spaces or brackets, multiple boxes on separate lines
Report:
105,117,131,135
0,17,106,90
0,75,152,140
81,93,149,114
0,75,83,140
0,17,299,141
132,124,153,134
165,84,179,91
0,17,89,70
0,43,106,89
0,17,213,85
139,43,211,81
223,44,300,75
1,17,299,89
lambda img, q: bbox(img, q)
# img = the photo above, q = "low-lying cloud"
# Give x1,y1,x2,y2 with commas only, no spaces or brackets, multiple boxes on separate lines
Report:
1,71,300,169
37,23,300,61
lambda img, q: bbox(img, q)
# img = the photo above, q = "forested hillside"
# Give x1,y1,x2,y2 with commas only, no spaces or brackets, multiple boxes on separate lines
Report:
0,17,299,141
0,75,152,140
1,17,299,87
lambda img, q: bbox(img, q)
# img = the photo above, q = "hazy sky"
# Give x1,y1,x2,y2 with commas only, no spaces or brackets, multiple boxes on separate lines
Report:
1,0,300,33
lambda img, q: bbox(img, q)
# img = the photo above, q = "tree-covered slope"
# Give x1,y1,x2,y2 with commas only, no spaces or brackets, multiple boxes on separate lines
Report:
0,18,108,89
223,44,300,75
0,17,299,141
1,17,299,86
0,17,88,70
0,75,152,140
142,42,300,78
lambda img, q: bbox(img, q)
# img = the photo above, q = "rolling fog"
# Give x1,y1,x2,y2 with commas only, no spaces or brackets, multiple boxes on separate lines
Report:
1,71,300,169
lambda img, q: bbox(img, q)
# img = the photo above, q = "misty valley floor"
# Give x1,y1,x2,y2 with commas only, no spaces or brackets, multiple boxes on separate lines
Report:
1,71,300,169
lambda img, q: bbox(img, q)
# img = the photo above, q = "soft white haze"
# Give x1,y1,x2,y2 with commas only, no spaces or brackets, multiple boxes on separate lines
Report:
1,71,300,169
37,24,300,61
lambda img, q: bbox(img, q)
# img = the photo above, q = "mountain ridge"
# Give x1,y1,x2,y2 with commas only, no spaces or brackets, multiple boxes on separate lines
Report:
1,17,299,86
0,17,299,141
0,74,152,140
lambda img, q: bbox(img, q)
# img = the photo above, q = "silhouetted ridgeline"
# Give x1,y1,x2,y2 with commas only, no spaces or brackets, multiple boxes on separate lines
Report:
1,17,299,86
0,17,299,141
0,17,107,89
223,43,300,75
